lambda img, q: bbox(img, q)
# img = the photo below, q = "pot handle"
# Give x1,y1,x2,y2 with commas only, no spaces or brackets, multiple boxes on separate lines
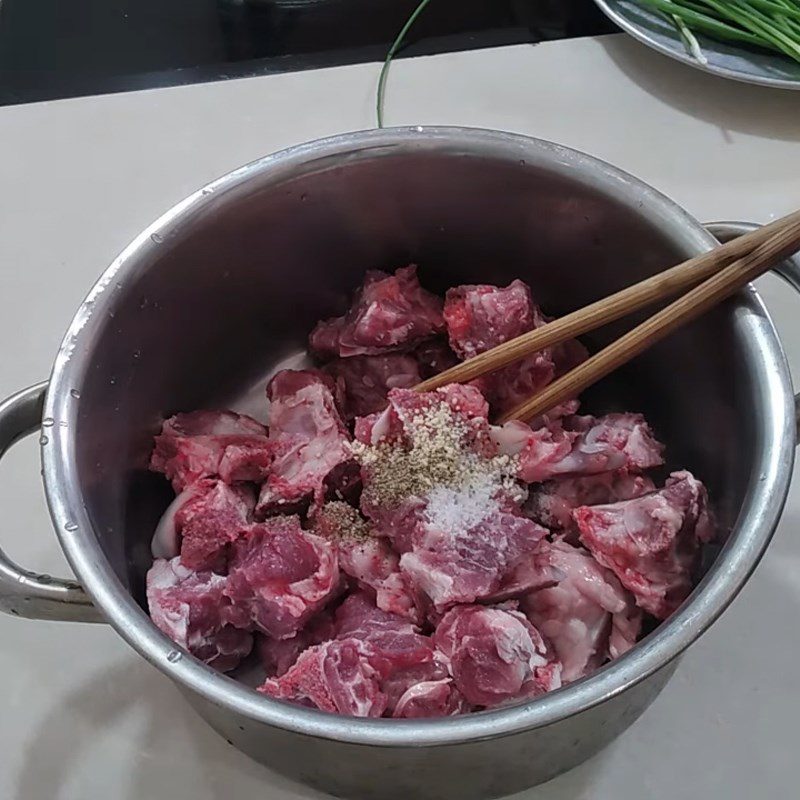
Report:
705,221,800,439
0,383,104,622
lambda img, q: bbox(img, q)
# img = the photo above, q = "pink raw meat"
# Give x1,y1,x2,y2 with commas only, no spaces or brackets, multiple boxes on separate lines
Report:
223,516,340,638
150,410,272,491
443,280,587,418
495,412,664,484
309,265,445,358
521,538,642,683
444,280,540,360
333,593,451,713
526,472,657,533
261,593,453,717
325,354,421,419
258,370,353,514
258,610,336,678
315,502,420,622
260,638,388,716
151,478,254,571
146,557,253,672
399,506,551,611
434,604,562,708
575,471,715,619
393,679,468,718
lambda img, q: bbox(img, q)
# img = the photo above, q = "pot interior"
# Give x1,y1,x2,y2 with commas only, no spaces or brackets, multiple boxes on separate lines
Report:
70,135,754,626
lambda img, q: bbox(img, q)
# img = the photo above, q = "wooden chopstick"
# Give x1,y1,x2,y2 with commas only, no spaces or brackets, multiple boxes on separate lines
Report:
499,213,800,423
415,208,800,394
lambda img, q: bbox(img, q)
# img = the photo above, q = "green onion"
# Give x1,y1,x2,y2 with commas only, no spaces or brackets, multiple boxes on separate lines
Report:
377,0,432,128
635,0,800,63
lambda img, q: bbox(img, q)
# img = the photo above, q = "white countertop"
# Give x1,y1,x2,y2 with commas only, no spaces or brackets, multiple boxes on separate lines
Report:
1,34,800,800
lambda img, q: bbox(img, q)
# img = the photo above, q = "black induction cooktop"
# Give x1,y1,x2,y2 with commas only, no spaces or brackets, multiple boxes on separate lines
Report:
0,0,617,106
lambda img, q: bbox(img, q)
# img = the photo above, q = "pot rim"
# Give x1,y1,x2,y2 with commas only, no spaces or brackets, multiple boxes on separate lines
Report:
41,126,795,747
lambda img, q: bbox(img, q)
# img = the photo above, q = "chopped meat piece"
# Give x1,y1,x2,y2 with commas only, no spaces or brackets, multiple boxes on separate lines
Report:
413,339,459,379
309,265,445,359
260,638,388,717
444,280,540,360
258,370,353,514
521,538,642,682
434,604,561,708
399,504,550,610
325,354,421,419
146,557,253,672
575,471,714,619
151,478,254,571
315,502,420,622
333,593,451,713
494,412,664,484
526,472,657,533
223,516,340,638
150,410,272,491
258,610,336,678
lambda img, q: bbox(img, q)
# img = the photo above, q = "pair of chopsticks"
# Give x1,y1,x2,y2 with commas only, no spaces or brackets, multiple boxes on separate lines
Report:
416,209,800,423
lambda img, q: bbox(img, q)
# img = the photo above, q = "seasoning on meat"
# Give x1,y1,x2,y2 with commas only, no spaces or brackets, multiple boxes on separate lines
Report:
309,265,445,359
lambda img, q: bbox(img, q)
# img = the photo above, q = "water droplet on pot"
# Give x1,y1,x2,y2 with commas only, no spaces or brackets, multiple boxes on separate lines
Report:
42,417,55,428
39,434,49,445
59,420,68,428
64,521,78,532
300,193,308,202
70,389,81,399
415,126,424,133
202,187,214,196
109,377,116,385
167,650,182,663
133,349,141,359
151,232,163,244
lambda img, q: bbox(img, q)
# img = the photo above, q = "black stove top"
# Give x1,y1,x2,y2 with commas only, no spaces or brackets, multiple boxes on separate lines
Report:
0,0,617,107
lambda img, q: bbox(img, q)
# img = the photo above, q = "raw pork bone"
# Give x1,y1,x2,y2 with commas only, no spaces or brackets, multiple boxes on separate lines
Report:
325,353,421,420
150,410,272,492
443,279,588,418
309,265,445,359
151,478,255,571
434,604,561,708
147,557,253,672
260,593,459,718
494,412,664,484
258,609,336,678
575,470,715,619
521,538,642,683
314,501,420,623
525,472,656,535
257,370,354,515
222,516,340,639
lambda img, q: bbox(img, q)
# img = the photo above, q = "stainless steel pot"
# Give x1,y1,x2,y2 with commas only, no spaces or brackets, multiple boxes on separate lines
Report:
1,128,797,799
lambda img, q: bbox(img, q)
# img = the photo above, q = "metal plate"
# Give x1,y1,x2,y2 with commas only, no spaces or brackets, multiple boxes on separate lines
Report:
595,0,800,90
